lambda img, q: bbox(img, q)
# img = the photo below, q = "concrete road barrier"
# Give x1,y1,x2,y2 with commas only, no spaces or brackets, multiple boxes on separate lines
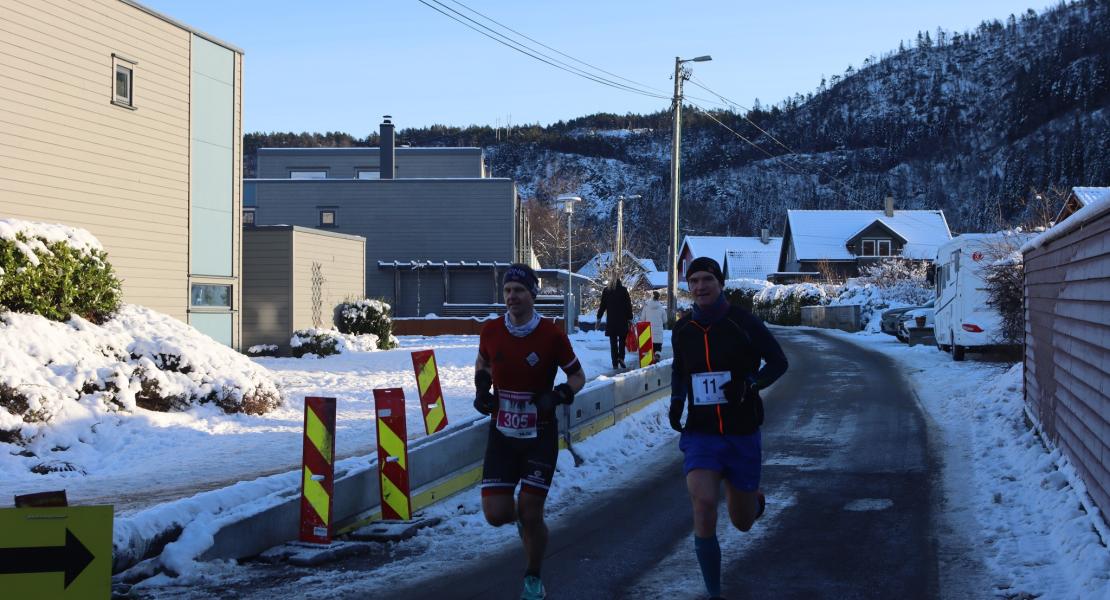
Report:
197,362,672,563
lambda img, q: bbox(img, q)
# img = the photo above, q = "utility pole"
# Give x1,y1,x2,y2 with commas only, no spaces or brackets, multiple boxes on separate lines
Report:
666,55,711,324
613,194,640,282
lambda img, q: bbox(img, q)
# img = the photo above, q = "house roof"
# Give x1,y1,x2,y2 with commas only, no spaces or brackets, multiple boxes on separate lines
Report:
1072,186,1110,207
576,250,652,278
786,210,951,261
1024,192,1110,253
723,248,781,280
681,236,783,267
643,271,669,288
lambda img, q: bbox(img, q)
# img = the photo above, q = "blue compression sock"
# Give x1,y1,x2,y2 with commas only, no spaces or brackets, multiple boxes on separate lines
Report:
694,534,721,597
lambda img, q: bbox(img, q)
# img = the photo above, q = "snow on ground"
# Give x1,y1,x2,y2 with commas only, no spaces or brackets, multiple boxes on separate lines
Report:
823,330,1110,599
0,328,645,513
130,387,683,596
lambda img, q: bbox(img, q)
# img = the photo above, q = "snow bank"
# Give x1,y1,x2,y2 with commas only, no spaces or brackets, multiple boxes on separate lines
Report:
0,304,282,464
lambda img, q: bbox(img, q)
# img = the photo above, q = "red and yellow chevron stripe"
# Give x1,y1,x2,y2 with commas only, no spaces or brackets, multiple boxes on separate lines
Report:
375,388,412,521
411,350,448,435
299,396,336,544
636,322,654,368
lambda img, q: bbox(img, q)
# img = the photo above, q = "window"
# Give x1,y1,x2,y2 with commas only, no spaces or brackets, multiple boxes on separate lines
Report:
860,239,892,257
319,209,336,227
243,209,255,226
111,54,137,109
356,169,380,180
191,284,231,307
290,170,327,179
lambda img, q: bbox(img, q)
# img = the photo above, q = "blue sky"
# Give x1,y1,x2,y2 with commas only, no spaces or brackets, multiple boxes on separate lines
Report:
141,0,1045,135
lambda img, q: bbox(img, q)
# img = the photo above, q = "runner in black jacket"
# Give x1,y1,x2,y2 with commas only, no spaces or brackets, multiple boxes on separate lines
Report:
668,257,788,600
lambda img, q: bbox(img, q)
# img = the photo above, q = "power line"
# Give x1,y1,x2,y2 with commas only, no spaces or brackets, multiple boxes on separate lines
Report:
420,0,670,100
447,0,671,96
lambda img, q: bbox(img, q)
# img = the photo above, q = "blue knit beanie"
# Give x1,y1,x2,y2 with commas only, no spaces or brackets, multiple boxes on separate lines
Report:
503,263,539,298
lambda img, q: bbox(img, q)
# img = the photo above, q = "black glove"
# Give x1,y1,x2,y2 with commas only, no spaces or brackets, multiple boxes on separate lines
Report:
668,400,684,432
474,370,497,416
720,378,749,405
533,383,575,412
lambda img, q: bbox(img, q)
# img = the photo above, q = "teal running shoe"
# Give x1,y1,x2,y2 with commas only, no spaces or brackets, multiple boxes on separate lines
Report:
521,575,546,600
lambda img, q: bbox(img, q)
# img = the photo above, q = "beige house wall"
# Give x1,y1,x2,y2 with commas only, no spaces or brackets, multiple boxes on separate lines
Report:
242,227,365,354
0,0,242,341
290,228,366,333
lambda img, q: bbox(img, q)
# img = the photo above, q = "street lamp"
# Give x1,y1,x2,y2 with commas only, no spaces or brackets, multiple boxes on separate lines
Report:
613,194,641,280
556,194,582,331
667,54,712,324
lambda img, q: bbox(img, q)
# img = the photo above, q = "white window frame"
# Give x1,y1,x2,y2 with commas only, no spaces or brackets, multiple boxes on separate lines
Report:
860,238,892,257
319,209,336,227
190,283,232,308
290,170,327,179
111,54,137,109
243,208,256,226
356,169,380,180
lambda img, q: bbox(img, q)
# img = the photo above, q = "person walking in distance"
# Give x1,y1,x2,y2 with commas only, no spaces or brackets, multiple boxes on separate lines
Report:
596,277,633,369
668,257,788,600
473,264,586,600
639,290,667,362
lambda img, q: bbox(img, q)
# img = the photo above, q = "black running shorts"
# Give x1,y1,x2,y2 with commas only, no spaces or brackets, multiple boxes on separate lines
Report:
480,421,558,497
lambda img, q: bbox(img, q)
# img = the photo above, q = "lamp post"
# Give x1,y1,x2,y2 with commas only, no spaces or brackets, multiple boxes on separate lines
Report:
613,194,641,280
667,54,712,324
556,194,582,332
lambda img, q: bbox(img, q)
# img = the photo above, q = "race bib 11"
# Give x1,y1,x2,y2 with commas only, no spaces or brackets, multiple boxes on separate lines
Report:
692,371,731,406
496,390,538,438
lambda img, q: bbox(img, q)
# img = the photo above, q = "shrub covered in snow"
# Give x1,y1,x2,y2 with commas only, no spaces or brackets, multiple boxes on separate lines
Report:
0,305,283,449
246,344,279,358
0,219,122,324
831,258,933,330
290,329,340,358
753,283,836,325
335,298,397,349
289,328,382,358
723,278,772,313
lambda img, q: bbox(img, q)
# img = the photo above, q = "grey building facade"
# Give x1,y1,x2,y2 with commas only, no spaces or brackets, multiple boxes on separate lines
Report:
245,119,530,317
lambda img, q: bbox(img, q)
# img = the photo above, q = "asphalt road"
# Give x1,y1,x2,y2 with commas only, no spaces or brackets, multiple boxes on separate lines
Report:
389,327,941,599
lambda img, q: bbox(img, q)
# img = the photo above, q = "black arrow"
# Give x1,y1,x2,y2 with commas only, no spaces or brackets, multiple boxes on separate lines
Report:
0,528,95,588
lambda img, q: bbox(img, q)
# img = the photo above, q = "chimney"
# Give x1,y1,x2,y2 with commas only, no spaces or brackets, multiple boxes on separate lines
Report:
380,115,395,180
884,196,894,217
760,228,770,244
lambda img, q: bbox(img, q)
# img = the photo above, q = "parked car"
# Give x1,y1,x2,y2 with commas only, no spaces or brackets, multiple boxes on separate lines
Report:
880,299,934,337
898,307,935,343
933,233,1031,360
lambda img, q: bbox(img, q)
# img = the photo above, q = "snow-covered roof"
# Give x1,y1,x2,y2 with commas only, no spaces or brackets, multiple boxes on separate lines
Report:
643,271,668,288
681,236,783,267
1072,186,1110,207
723,247,780,280
576,250,651,278
1023,192,1110,253
786,210,951,261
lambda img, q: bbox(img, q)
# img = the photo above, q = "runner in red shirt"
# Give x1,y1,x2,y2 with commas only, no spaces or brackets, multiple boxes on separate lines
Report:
474,264,585,600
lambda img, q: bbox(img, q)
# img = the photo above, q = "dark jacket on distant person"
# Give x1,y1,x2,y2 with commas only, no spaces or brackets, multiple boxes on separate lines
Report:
597,283,633,337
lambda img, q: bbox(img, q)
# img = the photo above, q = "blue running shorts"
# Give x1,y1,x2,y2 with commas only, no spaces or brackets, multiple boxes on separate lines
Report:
679,430,762,492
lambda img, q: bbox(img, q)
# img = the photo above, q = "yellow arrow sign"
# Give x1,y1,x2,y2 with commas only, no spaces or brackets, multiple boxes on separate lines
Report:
0,505,112,599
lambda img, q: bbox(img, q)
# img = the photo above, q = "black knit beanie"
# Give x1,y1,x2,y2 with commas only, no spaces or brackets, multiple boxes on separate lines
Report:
686,256,725,284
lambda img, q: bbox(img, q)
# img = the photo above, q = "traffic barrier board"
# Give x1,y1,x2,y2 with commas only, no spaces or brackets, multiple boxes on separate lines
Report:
411,350,448,435
0,505,112,598
636,321,654,368
375,388,412,520
299,396,336,544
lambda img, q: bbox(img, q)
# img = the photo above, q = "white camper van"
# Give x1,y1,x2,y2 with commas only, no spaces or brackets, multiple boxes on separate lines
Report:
933,233,1029,360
